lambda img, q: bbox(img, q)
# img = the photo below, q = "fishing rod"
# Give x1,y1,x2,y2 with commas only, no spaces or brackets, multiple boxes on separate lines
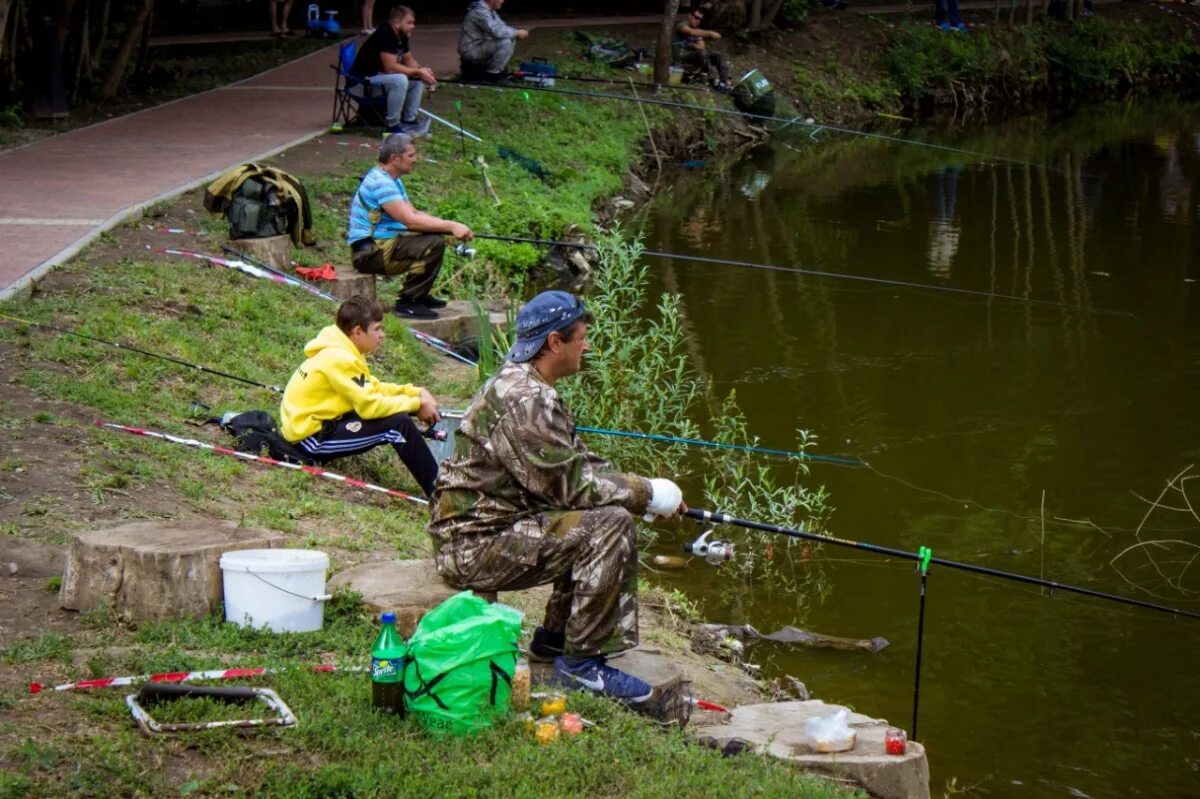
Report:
470,233,1127,316
683,507,1200,620
509,69,716,94
98,420,429,505
0,312,284,393
444,80,1058,173
5,313,839,467
439,409,863,466
151,241,472,364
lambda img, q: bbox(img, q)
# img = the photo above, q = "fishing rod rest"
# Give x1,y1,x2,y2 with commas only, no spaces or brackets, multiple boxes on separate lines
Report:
684,527,734,566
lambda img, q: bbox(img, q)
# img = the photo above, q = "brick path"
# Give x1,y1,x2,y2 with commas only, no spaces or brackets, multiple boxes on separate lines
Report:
0,16,655,299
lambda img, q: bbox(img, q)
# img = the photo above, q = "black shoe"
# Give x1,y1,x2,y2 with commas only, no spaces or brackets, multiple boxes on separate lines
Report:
528,626,565,662
420,295,448,309
394,300,438,320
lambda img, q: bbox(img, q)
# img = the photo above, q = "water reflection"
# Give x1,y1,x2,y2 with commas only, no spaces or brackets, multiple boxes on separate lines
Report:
638,100,1200,798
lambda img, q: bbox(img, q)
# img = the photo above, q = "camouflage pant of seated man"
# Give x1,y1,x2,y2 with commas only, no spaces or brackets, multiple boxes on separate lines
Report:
434,505,638,657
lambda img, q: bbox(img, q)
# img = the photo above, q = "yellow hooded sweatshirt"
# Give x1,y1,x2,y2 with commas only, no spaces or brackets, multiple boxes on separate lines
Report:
280,325,422,442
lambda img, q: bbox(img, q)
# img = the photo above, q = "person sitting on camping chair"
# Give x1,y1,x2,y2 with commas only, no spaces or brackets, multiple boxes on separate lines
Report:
458,0,528,84
350,5,435,135
280,295,441,496
673,5,731,90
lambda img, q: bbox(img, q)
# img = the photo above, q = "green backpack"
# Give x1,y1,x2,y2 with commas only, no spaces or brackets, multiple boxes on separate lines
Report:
226,177,294,240
403,591,523,736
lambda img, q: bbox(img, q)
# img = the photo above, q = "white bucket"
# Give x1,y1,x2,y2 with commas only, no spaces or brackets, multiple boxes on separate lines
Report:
219,549,331,633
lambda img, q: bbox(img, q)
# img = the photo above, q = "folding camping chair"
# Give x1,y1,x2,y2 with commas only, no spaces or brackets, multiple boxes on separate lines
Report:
331,39,386,128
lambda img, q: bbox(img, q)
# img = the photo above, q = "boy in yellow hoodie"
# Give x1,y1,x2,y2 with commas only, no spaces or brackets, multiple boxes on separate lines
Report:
281,295,440,495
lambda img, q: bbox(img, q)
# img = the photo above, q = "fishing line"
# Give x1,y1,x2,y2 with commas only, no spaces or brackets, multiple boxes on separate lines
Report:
444,80,1062,173
0,312,284,393
471,233,1128,315
684,507,1200,620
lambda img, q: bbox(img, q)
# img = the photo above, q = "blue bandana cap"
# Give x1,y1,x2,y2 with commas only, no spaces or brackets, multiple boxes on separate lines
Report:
506,290,587,363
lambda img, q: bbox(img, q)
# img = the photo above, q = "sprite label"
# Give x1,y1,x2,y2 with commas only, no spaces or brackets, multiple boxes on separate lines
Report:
371,657,403,682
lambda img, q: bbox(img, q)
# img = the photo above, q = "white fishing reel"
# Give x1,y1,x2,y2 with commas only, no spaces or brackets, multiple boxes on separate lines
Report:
454,242,477,259
684,527,734,566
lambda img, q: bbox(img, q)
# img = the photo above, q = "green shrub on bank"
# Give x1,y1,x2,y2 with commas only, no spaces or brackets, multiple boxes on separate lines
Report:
878,17,1200,108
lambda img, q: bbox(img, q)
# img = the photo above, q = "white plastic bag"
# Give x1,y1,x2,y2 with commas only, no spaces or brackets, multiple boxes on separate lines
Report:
803,708,856,753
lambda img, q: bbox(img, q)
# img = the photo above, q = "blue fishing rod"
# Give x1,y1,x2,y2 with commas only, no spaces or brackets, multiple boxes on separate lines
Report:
439,410,863,467
471,233,1129,316
444,79,1060,174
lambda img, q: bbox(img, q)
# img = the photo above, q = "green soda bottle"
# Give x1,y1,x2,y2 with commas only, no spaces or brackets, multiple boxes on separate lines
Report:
371,612,405,715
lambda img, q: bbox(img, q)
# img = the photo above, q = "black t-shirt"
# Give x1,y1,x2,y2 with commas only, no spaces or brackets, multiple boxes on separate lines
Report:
350,27,411,79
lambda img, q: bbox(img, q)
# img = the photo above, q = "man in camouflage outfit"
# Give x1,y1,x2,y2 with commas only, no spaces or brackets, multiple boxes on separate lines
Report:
428,290,685,704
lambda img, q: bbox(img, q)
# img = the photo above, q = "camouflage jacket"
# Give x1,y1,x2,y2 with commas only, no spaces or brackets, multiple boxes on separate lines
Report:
429,361,651,550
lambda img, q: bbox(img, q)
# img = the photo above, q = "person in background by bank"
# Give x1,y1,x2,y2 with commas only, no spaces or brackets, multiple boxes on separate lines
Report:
428,290,686,707
458,0,529,84
350,5,435,136
935,0,968,32
673,5,731,90
280,295,441,496
347,133,473,320
269,0,295,36
361,0,376,34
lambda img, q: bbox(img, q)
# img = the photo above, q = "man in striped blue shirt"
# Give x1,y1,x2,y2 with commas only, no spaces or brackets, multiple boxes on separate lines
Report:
348,133,474,319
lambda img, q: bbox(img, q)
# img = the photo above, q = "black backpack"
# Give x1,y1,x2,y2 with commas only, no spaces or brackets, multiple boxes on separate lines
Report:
226,177,295,240
217,411,315,465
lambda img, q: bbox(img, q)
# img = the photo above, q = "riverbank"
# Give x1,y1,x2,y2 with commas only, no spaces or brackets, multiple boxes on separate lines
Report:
0,41,870,795
735,2,1200,122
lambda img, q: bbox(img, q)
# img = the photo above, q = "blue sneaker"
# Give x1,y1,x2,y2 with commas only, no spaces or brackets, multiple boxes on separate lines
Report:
937,22,954,31
553,655,653,703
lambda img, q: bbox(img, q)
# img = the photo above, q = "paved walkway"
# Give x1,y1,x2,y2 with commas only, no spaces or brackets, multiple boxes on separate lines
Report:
0,16,656,300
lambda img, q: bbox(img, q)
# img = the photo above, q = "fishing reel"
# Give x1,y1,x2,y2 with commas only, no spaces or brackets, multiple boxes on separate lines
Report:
454,242,476,260
684,527,734,566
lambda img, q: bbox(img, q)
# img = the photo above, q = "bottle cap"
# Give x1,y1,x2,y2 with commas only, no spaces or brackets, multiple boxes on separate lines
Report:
381,611,396,624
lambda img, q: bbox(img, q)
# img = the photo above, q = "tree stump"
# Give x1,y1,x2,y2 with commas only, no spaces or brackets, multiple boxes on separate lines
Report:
59,520,284,622
227,234,292,270
326,265,376,302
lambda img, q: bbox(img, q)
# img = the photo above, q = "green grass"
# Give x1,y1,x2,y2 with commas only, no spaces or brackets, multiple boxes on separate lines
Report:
1,599,863,799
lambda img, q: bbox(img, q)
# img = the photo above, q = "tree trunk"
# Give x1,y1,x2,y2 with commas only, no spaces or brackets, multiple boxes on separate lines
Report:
654,0,682,86
760,0,786,29
98,0,153,102
749,0,762,29
1026,0,1034,24
0,0,12,62
134,0,153,78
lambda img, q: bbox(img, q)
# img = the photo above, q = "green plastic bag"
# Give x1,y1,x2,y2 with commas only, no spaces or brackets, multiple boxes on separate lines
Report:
403,591,523,735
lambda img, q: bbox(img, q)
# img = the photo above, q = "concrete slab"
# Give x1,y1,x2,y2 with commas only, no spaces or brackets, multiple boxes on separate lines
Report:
328,558,461,637
398,299,507,346
692,700,930,799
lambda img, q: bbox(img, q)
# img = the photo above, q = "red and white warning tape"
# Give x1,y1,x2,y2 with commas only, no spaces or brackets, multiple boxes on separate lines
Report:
30,663,366,694
97,420,428,505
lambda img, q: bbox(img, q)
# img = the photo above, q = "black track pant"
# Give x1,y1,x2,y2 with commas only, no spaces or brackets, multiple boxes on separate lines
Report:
296,411,437,496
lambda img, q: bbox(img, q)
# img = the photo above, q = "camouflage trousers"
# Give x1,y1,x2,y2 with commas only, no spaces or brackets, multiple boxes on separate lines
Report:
350,232,445,302
434,506,639,657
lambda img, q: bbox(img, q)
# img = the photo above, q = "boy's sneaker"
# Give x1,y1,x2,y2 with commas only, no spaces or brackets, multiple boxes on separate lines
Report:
394,300,438,320
528,626,565,662
420,294,448,309
553,655,653,704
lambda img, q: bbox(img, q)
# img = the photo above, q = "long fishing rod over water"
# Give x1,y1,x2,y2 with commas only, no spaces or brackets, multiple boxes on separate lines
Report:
684,507,1200,620
472,233,1127,315
0,312,858,466
444,80,1060,173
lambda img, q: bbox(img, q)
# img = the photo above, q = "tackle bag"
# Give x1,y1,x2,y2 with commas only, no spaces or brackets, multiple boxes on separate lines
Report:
216,410,315,465
226,177,293,240
403,591,523,736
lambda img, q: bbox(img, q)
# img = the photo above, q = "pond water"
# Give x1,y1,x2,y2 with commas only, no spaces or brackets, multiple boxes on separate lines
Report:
637,101,1200,798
